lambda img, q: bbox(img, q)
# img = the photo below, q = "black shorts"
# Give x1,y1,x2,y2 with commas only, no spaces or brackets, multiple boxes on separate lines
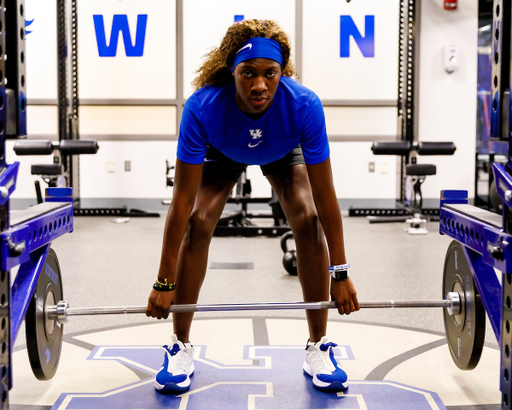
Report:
202,144,305,182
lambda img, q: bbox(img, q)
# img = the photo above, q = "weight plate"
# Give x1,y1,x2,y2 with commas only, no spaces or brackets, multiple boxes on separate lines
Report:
443,240,486,370
25,248,64,380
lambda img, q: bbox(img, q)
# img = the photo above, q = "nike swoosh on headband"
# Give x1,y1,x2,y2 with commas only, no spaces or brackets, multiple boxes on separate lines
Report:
236,43,252,54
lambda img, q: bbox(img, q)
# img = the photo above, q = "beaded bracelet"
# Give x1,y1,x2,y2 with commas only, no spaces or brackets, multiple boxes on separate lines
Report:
153,278,176,292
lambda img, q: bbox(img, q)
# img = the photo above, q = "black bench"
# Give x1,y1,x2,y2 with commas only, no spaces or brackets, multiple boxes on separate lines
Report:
351,141,456,223
13,139,99,203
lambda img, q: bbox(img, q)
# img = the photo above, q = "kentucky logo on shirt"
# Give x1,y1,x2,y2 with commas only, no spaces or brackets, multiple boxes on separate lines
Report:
249,129,263,148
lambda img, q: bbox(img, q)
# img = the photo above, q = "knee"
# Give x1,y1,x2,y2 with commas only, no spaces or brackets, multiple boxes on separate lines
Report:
291,210,323,243
183,209,217,249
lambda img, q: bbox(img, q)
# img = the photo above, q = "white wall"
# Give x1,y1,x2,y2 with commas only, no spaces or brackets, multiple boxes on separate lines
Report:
418,0,478,200
15,0,478,209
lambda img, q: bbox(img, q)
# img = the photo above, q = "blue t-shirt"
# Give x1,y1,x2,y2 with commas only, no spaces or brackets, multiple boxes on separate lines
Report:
177,76,329,166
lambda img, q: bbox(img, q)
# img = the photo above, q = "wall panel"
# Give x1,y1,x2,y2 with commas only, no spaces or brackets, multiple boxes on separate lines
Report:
183,0,295,98
302,0,399,101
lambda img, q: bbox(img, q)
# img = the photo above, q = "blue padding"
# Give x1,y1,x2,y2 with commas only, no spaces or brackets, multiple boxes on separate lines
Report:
46,187,72,198
441,190,468,200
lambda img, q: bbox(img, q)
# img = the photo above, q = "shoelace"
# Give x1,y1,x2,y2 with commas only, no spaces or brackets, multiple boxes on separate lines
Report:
320,342,337,352
167,343,181,356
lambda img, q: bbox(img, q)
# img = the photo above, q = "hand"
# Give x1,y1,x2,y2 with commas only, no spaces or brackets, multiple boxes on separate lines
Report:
146,288,175,319
330,277,360,315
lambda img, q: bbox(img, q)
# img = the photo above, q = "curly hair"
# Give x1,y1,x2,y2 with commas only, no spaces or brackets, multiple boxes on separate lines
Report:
192,19,297,90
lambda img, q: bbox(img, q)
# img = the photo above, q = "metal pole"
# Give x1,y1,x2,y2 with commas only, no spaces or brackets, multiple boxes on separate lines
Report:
49,293,459,324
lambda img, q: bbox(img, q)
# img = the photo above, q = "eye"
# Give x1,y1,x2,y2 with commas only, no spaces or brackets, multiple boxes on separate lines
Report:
267,71,276,78
243,70,253,77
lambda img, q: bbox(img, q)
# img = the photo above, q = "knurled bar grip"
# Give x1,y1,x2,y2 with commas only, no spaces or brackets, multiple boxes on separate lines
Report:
49,293,459,324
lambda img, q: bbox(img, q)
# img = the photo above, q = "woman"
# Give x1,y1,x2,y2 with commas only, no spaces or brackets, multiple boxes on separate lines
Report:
146,19,359,394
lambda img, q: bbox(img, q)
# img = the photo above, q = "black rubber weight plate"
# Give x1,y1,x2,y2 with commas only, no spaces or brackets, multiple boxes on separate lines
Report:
443,240,486,370
25,248,64,380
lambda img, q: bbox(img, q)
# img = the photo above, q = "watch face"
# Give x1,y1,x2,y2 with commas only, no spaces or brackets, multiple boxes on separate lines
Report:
331,270,349,281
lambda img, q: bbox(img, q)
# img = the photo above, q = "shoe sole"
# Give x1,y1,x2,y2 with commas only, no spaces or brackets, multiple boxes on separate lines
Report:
303,362,348,392
155,370,194,394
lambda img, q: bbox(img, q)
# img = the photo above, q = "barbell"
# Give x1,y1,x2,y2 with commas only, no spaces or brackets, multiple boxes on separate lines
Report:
25,240,484,382
48,293,461,324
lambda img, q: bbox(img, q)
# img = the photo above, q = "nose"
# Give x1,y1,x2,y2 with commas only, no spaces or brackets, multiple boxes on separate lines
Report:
251,76,267,94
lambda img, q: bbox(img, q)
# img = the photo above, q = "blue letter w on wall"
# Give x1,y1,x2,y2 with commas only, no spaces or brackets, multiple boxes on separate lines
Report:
94,15,148,57
340,15,375,58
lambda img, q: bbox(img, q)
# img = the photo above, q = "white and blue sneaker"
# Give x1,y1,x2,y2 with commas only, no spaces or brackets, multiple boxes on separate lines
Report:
155,335,195,394
303,336,348,392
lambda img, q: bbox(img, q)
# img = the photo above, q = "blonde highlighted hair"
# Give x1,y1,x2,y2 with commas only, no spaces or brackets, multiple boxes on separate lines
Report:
192,19,297,90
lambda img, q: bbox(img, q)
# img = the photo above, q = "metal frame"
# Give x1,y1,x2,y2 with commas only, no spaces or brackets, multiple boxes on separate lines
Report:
397,0,421,201
0,3,78,407
439,0,512,405
439,189,508,407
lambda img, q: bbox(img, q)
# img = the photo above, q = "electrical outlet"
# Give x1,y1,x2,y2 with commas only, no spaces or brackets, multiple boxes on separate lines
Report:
369,162,375,173
107,160,115,173
125,161,131,172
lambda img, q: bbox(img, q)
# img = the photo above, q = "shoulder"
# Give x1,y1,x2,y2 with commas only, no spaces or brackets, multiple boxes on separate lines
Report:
278,77,321,108
187,83,235,111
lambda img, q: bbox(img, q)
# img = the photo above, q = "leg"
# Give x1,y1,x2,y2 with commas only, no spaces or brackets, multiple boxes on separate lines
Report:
266,165,330,342
173,172,236,342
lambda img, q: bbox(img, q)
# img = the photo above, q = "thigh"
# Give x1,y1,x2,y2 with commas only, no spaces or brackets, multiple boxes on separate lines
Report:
192,171,238,222
265,164,317,226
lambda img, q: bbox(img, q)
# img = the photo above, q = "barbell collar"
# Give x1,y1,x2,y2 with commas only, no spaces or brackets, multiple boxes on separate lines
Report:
47,292,459,325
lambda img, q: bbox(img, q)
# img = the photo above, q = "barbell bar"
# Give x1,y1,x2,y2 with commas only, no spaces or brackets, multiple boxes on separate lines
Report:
47,291,461,325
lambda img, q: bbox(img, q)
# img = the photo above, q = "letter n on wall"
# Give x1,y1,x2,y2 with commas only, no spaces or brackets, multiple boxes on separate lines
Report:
340,15,375,58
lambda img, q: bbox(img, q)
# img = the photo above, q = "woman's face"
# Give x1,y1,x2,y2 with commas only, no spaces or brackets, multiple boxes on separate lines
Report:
233,58,282,115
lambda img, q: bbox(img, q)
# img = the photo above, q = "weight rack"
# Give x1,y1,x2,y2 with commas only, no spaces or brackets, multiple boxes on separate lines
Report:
440,0,512,408
0,1,77,408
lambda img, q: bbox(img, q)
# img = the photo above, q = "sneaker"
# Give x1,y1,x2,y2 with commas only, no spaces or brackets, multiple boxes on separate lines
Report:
154,334,195,394
303,336,348,392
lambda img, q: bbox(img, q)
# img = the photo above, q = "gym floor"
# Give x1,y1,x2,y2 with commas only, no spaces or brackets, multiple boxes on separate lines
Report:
9,214,501,410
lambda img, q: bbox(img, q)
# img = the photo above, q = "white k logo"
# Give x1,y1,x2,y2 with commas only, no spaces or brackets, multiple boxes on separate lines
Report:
250,129,263,139
248,129,263,148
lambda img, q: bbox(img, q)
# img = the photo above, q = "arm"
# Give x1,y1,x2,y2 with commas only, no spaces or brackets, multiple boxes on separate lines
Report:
146,159,203,319
306,157,360,315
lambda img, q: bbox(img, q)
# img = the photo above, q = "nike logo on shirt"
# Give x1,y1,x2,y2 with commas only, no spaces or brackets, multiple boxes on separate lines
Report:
248,140,263,148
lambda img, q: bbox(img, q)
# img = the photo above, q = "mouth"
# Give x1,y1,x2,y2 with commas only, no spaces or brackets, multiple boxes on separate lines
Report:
251,97,268,105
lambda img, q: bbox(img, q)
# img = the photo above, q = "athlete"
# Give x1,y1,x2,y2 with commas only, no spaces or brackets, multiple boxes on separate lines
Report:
146,19,360,394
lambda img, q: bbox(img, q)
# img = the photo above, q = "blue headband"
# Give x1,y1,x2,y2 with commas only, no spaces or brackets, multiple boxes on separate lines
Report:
232,37,283,71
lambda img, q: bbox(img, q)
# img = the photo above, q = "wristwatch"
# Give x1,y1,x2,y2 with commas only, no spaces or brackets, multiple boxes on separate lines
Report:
329,264,350,281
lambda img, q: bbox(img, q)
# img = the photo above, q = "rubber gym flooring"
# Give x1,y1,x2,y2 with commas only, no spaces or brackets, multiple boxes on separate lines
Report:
10,214,501,409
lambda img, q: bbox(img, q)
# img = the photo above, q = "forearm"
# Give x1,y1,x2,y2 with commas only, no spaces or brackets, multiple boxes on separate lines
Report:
156,160,203,282
157,197,194,282
314,192,347,266
307,158,347,266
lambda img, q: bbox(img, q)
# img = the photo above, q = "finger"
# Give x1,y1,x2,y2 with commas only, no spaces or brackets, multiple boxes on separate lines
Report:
337,304,345,315
349,300,356,313
146,303,153,317
354,297,361,311
156,306,163,320
344,302,351,315
151,306,158,319
163,307,170,319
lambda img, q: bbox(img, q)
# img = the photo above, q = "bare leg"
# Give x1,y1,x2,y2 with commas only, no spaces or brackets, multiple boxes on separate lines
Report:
173,173,237,342
266,165,330,342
